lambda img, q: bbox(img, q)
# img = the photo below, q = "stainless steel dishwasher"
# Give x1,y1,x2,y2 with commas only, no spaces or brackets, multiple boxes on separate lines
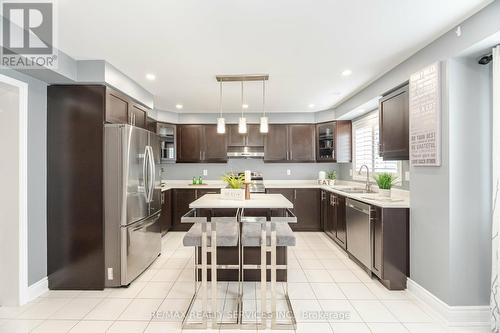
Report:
345,198,372,270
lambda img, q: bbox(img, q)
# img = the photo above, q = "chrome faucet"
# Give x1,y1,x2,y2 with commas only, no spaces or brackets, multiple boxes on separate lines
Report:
358,164,371,192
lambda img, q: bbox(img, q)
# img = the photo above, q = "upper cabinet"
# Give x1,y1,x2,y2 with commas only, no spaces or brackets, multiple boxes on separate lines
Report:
105,88,150,130
228,124,264,147
264,124,289,161
264,124,316,162
379,84,409,160
176,124,227,163
316,121,352,163
288,124,316,162
146,117,157,133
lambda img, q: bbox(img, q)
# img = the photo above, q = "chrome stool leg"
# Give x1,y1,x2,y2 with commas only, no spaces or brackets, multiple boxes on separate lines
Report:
201,221,208,328
260,221,267,329
211,222,218,328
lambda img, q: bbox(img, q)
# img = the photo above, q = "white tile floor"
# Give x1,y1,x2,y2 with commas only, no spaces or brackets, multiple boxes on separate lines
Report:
0,232,490,333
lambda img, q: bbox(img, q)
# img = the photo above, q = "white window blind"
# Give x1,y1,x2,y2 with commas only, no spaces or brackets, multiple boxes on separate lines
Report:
352,111,400,180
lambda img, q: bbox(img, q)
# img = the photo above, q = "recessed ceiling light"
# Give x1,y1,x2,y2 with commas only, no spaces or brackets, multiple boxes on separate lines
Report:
308,104,315,108
242,104,249,109
341,69,352,77
146,73,156,80
175,104,183,109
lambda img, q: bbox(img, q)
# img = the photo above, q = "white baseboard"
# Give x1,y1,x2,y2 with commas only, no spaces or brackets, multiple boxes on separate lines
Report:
27,277,48,302
407,279,490,327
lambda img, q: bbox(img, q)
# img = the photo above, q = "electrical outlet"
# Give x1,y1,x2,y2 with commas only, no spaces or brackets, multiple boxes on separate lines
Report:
203,169,208,176
405,171,410,181
107,268,113,280
349,169,353,176
286,169,291,176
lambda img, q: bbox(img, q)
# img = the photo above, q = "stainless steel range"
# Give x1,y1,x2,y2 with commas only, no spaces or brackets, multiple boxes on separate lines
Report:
237,171,266,193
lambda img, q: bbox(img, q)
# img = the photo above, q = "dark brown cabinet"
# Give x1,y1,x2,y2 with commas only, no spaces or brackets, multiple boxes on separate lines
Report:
48,85,107,290
172,189,197,231
370,206,409,290
267,188,321,231
264,125,289,161
288,125,316,162
146,117,157,133
228,124,264,146
160,190,172,235
171,188,221,231
264,124,315,162
316,121,352,163
177,125,203,162
203,125,228,162
176,125,227,163
323,192,346,249
105,88,150,130
106,89,129,125
379,84,409,160
129,103,147,129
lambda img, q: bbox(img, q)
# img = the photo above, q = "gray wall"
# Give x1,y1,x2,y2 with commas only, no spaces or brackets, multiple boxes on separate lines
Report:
0,69,48,286
447,57,492,305
162,159,337,181
409,62,452,304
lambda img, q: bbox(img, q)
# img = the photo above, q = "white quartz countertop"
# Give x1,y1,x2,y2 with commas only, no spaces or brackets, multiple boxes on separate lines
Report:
189,193,294,209
161,180,410,209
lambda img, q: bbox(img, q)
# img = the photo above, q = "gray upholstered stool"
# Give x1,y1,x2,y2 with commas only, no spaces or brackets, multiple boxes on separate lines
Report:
182,218,239,329
241,221,296,329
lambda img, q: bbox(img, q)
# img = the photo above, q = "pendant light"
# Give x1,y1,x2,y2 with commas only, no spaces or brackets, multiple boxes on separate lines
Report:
260,79,268,133
216,81,225,134
238,81,247,134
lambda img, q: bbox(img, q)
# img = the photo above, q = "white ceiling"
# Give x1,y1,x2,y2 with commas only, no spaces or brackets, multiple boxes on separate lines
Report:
57,0,490,113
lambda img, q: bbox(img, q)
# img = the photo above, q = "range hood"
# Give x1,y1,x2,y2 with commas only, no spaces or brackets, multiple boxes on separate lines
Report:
227,146,264,159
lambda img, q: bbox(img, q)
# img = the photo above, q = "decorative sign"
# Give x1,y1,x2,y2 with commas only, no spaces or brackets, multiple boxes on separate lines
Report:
409,62,441,166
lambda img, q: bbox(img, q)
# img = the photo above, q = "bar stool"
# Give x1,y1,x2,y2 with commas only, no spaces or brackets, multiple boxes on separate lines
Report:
240,215,296,330
182,217,239,329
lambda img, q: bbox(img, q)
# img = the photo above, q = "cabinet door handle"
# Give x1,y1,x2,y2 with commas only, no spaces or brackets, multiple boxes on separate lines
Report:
199,151,202,161
294,190,297,200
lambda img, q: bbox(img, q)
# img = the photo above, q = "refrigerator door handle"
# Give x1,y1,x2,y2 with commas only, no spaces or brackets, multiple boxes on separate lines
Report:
147,145,155,203
142,145,149,202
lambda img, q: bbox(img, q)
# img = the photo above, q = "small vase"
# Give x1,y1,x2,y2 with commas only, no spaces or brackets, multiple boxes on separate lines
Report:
327,179,336,186
379,189,391,198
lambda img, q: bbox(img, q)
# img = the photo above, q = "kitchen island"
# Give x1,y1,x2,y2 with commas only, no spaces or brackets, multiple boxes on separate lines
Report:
186,193,294,282
181,193,297,330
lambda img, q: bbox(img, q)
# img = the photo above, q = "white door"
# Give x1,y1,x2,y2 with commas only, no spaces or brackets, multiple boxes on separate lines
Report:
0,76,28,306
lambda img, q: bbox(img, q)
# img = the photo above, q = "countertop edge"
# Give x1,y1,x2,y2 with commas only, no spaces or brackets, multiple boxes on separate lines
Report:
160,182,410,209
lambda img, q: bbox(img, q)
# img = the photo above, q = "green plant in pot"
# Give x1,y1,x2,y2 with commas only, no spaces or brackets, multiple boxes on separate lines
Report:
326,170,336,185
221,173,246,200
222,173,245,189
373,172,398,197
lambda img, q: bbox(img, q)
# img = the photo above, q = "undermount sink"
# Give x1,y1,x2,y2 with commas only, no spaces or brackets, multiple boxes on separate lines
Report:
336,187,375,194
360,196,404,203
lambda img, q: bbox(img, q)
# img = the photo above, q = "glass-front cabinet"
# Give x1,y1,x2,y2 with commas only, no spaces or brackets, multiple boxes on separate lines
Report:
316,122,336,162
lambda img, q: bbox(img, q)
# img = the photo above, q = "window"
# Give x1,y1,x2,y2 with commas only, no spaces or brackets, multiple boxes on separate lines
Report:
352,111,400,181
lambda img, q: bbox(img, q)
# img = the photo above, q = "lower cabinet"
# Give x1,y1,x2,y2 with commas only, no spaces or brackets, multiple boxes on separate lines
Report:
171,188,220,231
160,190,172,235
267,188,321,231
322,191,346,249
370,206,409,290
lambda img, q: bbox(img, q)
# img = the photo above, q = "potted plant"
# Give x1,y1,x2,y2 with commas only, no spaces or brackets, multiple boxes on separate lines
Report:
326,170,336,186
373,172,398,197
221,173,245,200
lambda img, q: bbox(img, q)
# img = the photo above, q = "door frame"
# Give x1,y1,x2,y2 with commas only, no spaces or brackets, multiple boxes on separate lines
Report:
0,74,29,305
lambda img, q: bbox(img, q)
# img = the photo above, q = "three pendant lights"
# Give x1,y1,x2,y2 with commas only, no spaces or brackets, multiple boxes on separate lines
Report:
216,75,269,134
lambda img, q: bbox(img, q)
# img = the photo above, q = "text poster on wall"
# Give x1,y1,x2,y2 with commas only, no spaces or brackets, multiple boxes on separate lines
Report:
409,62,441,166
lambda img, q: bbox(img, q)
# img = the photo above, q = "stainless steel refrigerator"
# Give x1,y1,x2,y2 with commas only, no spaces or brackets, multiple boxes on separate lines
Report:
104,124,162,287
